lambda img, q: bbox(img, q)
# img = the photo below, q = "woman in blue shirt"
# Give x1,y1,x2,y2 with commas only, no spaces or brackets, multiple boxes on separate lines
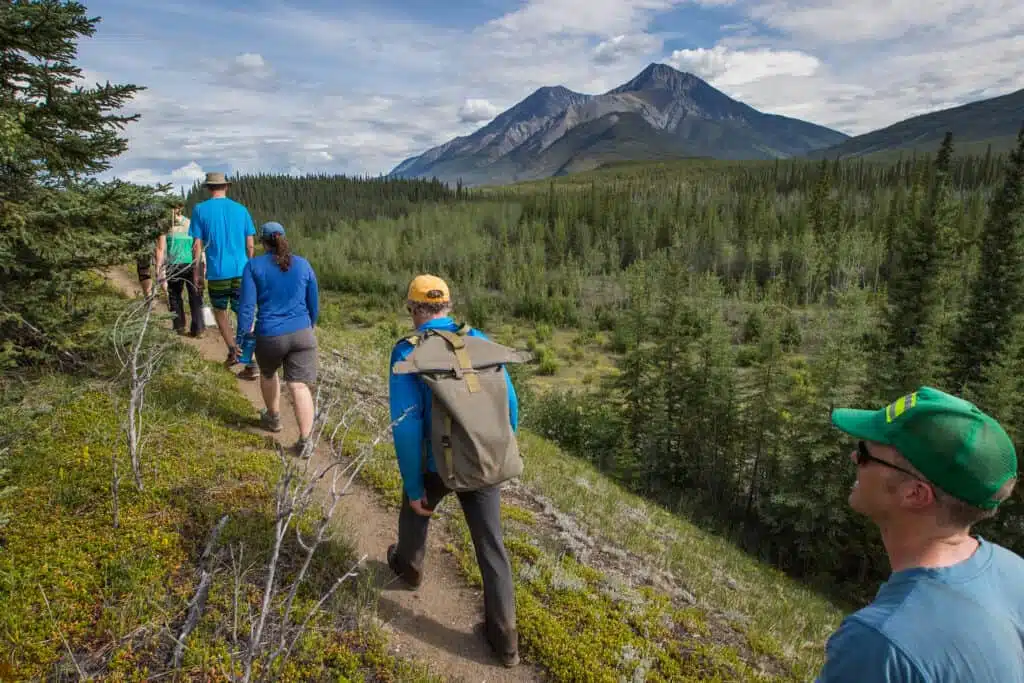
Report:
235,221,319,456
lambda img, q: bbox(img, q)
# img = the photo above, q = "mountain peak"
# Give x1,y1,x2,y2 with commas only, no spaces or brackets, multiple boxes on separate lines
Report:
611,63,701,94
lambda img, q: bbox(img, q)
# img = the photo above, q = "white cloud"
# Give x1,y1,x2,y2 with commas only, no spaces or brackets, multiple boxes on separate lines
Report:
747,0,1024,45
458,99,501,123
490,0,735,36
234,52,265,70
84,0,1024,183
594,34,663,64
116,161,206,193
667,45,820,86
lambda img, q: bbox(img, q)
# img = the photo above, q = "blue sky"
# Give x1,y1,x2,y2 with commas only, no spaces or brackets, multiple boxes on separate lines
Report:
74,0,1024,190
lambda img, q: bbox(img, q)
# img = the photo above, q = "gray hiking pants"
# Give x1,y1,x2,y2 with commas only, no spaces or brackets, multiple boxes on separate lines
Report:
395,470,518,656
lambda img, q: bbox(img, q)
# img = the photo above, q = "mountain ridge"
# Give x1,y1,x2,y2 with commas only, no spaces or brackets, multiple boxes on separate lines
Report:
389,62,849,186
808,87,1024,159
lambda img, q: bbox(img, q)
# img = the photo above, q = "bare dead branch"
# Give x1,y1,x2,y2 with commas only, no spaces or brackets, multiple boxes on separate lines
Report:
110,292,175,495
170,514,229,668
236,350,410,683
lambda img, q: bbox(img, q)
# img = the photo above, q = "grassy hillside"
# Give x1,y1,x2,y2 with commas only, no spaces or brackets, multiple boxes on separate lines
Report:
0,280,436,682
809,87,1023,159
315,305,847,681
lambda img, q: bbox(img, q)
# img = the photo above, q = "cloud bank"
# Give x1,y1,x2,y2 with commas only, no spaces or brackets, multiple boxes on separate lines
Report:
75,0,1023,186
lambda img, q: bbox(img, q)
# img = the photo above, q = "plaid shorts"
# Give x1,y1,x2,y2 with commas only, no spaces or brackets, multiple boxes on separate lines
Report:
207,277,242,312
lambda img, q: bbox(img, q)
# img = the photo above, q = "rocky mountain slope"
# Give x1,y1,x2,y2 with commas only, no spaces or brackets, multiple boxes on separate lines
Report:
390,63,849,186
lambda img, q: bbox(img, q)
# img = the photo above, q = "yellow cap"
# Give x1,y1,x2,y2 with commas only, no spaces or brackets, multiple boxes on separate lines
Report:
407,274,450,304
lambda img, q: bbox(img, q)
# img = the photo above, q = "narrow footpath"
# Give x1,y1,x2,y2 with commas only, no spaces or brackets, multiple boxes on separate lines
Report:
104,269,540,683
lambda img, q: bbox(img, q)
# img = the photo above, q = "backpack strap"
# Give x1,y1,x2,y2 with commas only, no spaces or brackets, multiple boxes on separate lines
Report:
431,329,481,393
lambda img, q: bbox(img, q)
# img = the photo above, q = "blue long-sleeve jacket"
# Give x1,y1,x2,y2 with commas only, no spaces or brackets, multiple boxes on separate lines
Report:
388,317,519,501
236,254,319,345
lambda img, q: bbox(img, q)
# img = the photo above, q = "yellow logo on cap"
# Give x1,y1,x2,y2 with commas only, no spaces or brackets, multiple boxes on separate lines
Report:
886,392,918,423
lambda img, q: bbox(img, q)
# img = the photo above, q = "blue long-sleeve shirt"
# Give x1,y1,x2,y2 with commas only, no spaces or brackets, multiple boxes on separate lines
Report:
236,254,319,344
388,317,519,501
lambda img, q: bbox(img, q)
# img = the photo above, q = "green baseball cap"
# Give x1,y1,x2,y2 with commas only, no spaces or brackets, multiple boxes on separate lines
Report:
831,386,1018,510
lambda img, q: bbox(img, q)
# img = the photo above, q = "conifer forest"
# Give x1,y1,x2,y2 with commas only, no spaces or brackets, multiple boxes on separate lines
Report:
188,129,1024,605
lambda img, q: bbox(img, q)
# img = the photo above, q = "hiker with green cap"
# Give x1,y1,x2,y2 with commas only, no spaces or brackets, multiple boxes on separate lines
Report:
817,386,1023,683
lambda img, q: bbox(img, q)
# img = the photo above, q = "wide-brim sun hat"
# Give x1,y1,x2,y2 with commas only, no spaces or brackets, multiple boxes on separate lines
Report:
203,171,232,186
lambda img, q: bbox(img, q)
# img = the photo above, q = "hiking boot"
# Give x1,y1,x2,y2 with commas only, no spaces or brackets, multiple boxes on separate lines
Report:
259,410,282,433
386,543,422,589
238,365,259,381
474,621,520,667
290,435,311,459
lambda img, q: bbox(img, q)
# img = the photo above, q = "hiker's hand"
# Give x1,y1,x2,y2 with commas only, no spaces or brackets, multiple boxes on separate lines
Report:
410,497,433,517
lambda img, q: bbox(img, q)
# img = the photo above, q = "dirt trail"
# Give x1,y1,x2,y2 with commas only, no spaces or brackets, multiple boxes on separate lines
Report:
103,269,540,683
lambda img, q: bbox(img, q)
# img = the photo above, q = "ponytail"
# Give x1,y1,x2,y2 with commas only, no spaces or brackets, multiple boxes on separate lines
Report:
264,233,292,272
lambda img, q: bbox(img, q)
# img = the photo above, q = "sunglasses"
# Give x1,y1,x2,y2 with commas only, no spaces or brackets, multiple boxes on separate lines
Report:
855,441,923,480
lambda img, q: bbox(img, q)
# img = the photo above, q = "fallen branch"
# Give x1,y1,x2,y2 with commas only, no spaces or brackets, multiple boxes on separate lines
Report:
234,351,410,683
170,514,229,668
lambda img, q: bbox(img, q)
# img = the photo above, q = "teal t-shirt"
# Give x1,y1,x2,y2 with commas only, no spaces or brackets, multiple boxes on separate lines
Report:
165,216,192,265
817,537,1024,683
188,197,256,281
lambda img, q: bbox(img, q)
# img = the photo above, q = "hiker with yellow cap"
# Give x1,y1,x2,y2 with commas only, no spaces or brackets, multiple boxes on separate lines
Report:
386,274,530,668
817,386,1023,682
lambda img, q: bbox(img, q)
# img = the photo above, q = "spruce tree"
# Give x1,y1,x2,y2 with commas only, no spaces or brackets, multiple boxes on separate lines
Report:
879,133,956,394
948,124,1024,393
0,0,165,365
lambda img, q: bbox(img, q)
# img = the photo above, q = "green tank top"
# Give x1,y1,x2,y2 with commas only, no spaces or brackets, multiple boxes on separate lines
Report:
166,217,193,265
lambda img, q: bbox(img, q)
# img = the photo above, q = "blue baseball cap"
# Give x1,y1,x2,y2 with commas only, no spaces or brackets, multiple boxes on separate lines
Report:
260,221,285,238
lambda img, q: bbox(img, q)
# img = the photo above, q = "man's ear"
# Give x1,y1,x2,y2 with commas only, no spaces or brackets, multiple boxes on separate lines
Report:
902,478,936,511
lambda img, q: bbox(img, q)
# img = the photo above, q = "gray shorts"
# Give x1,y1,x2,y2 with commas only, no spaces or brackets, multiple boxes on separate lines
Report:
255,327,318,384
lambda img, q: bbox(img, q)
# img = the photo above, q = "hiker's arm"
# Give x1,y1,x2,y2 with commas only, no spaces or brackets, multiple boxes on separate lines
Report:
504,368,519,432
245,210,256,259
154,235,166,288
389,344,426,501
306,264,319,327
235,262,256,350
816,620,924,683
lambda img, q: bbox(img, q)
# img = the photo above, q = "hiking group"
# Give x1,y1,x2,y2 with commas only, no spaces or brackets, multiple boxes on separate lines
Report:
137,172,1022,679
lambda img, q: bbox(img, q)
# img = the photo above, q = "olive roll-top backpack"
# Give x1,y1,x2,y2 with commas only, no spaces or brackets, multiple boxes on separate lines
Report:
392,324,533,492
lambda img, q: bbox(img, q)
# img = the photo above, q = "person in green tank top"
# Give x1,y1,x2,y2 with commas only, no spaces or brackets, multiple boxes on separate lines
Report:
155,198,205,336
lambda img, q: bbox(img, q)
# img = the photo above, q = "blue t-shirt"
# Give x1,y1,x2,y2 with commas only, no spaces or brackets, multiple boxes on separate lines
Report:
817,537,1024,683
388,317,519,501
188,197,256,281
236,254,319,343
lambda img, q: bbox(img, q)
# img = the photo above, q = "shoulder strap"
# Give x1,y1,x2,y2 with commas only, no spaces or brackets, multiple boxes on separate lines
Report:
432,329,481,393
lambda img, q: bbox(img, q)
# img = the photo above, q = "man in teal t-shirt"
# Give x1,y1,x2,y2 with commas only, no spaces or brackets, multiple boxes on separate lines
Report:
818,387,1023,683
189,171,257,377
